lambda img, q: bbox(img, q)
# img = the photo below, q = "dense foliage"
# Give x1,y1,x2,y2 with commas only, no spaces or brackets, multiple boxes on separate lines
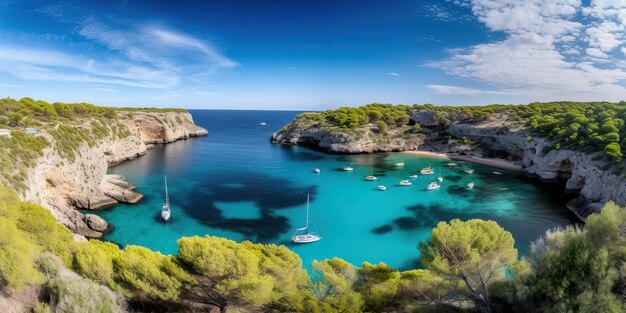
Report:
295,103,411,129
293,101,626,162
0,97,185,193
2,182,623,312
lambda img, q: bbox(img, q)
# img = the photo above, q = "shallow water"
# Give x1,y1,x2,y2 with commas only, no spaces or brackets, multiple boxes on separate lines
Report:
96,110,578,270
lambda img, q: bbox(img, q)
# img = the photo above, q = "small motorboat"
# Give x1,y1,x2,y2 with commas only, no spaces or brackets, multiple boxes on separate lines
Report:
342,166,354,171
447,163,458,167
409,174,418,179
427,182,441,190
377,185,387,191
314,168,321,174
399,180,412,186
394,162,405,167
493,171,503,175
260,122,267,126
365,175,378,181
467,182,475,189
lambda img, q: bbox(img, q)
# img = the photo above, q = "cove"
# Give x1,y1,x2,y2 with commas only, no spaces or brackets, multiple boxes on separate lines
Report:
95,110,579,270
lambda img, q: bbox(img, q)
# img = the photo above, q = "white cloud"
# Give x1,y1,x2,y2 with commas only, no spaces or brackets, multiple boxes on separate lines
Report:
428,84,483,95
0,17,237,91
428,0,626,101
388,72,400,76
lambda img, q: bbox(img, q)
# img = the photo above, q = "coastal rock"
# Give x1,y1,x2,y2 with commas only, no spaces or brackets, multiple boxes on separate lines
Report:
272,109,625,220
19,111,208,238
418,111,626,219
271,125,423,153
85,214,108,232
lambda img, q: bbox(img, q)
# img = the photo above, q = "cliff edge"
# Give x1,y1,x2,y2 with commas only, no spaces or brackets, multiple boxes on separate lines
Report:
20,110,207,238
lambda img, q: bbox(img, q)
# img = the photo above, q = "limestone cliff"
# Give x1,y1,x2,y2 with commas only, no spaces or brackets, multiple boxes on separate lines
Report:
272,110,626,219
21,111,207,238
271,121,423,153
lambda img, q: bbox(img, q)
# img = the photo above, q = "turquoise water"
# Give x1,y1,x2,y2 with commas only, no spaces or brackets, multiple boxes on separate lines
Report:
96,110,578,270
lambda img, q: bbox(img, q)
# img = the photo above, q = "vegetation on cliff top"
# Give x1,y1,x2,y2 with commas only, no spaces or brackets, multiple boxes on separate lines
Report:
0,97,190,193
290,101,626,162
1,184,624,312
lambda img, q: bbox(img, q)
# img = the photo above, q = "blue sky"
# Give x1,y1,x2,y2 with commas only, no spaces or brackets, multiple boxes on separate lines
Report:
1,0,626,110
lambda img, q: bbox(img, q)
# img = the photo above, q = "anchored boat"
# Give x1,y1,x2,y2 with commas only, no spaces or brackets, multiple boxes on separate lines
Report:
161,176,171,222
292,194,321,244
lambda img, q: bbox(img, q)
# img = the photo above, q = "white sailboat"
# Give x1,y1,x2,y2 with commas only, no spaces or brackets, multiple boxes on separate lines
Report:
342,166,354,171
464,162,475,174
377,185,387,191
292,194,321,244
467,181,475,189
394,162,405,167
161,176,171,222
409,174,418,179
259,122,267,126
365,175,378,181
420,163,434,175
314,168,321,174
399,180,412,186
437,166,443,183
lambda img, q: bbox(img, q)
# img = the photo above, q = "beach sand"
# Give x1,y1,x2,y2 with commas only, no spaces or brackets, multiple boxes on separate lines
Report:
401,150,523,173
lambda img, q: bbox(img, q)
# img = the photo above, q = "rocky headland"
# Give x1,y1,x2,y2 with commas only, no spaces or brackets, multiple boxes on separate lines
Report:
20,111,207,238
272,108,626,220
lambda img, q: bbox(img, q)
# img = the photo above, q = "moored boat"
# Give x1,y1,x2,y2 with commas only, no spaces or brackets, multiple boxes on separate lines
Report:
365,175,378,181
427,181,441,190
292,194,321,244
377,185,387,191
399,180,412,186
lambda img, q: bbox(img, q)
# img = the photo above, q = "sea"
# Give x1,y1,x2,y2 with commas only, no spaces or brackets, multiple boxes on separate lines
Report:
95,110,579,270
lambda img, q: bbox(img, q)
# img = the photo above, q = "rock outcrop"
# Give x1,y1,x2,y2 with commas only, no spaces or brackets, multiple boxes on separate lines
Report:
272,109,626,219
271,124,423,153
21,111,207,238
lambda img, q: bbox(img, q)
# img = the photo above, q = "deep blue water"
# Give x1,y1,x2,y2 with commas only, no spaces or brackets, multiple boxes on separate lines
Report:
96,110,578,270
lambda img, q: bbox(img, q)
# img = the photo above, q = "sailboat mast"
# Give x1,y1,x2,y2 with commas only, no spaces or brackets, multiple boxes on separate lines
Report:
305,194,310,233
164,176,169,205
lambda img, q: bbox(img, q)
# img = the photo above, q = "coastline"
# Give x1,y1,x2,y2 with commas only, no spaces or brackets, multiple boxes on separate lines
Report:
401,150,523,173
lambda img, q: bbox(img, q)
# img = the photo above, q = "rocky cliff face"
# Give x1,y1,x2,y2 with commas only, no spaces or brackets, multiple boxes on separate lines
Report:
21,111,207,238
272,110,625,219
412,110,626,219
271,123,423,153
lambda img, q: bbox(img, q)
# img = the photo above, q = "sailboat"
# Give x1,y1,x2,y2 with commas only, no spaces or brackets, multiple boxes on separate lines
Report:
437,165,443,182
342,166,354,171
420,163,434,175
394,162,405,167
292,194,321,243
161,176,171,222
467,181,475,189
314,168,321,174
464,162,475,174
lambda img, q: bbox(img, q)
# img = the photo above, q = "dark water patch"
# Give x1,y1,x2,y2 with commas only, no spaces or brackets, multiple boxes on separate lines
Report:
393,217,421,231
444,175,463,182
446,185,472,197
372,224,393,235
177,170,317,242
277,146,326,161
398,257,422,271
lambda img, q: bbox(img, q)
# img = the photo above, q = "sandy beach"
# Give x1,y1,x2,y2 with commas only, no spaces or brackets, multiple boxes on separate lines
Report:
401,150,523,173
400,150,448,159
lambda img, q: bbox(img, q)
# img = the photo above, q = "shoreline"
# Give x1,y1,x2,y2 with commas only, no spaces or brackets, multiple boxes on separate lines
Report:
400,150,448,159
401,150,523,173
